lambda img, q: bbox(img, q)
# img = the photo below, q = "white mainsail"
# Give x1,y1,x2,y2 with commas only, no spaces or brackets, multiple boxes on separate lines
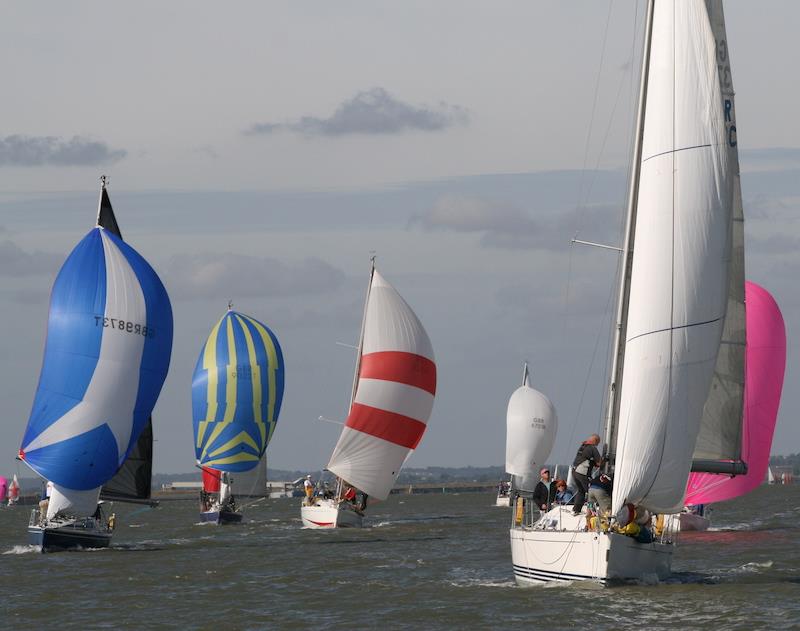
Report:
505,364,557,491
612,0,735,514
327,270,436,500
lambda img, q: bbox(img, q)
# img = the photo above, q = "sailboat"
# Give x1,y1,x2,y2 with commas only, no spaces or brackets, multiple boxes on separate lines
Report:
7,475,20,506
511,0,748,583
680,281,786,530
191,307,284,524
504,362,557,507
20,178,173,551
301,260,436,528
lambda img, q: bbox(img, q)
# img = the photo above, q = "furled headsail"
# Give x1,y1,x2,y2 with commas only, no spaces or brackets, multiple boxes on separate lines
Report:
686,282,786,504
327,269,436,500
19,221,173,511
192,310,285,473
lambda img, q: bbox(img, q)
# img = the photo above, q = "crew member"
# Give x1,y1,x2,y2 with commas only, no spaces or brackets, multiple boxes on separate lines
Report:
303,475,314,504
572,434,603,514
532,467,556,511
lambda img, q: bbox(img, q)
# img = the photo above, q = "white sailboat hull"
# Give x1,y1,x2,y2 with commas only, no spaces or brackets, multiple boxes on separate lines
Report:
510,507,673,584
495,495,510,507
301,499,363,529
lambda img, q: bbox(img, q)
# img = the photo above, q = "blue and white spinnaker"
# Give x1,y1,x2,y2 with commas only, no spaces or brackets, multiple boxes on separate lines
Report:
20,226,173,515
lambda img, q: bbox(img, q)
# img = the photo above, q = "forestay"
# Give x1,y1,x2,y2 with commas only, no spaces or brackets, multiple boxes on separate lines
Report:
192,310,285,473
19,227,173,517
612,0,735,514
328,271,436,500
505,365,557,492
686,282,786,504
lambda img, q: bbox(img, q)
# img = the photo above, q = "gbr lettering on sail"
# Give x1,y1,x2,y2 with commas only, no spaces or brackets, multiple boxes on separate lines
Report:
717,36,736,148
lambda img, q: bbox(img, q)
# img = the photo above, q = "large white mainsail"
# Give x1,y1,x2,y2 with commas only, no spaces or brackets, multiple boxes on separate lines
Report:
505,363,557,491
612,0,736,514
327,270,436,500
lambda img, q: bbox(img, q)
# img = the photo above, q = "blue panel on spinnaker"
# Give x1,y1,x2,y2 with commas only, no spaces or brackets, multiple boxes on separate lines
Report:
20,227,173,490
191,310,284,472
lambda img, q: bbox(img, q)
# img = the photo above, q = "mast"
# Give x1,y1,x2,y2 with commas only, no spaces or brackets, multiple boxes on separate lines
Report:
348,255,376,412
602,0,655,466
521,361,530,387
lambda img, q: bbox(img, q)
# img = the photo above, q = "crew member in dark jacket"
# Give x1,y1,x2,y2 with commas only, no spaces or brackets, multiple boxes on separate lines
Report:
532,467,556,511
571,434,603,514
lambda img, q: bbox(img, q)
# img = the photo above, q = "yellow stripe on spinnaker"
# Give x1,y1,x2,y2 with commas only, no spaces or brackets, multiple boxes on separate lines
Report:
234,314,266,450
207,430,260,459
202,452,260,468
223,316,238,423
240,314,279,434
197,316,224,450
201,315,239,460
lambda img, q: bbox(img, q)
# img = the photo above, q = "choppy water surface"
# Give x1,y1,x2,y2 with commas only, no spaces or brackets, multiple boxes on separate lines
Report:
2,485,799,630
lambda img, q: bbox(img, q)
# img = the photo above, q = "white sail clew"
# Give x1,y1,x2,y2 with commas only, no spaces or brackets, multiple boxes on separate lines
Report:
612,1,735,514
505,365,557,492
327,271,436,500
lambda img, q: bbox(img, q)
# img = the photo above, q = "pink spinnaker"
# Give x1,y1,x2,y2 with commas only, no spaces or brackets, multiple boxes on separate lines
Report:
0,476,7,502
685,281,786,505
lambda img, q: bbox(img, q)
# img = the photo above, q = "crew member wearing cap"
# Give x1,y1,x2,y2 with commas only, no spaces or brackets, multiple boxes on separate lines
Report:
532,467,556,511
303,475,314,504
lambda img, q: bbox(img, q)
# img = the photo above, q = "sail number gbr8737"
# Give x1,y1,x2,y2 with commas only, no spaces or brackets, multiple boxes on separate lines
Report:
94,315,157,338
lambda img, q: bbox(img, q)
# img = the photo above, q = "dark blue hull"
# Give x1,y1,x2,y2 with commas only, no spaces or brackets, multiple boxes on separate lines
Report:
28,525,112,552
199,509,243,524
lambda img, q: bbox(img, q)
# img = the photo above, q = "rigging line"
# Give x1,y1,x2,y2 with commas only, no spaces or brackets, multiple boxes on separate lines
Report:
576,0,616,214
564,276,618,461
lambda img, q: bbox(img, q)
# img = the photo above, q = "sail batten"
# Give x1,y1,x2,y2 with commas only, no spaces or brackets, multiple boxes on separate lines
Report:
327,270,436,500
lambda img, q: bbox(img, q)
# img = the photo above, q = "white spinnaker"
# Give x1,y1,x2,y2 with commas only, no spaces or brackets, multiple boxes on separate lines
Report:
47,486,103,520
328,271,435,500
505,383,557,492
612,1,733,514
36,230,147,518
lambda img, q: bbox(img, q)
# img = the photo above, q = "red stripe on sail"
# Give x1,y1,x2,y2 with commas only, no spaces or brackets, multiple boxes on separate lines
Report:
359,351,436,395
346,403,428,449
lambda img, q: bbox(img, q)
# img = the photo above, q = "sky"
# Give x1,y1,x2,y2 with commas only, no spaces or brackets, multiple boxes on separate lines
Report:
1,1,799,475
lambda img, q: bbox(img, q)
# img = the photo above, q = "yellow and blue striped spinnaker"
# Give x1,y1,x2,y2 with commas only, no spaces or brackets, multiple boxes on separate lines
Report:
191,310,284,472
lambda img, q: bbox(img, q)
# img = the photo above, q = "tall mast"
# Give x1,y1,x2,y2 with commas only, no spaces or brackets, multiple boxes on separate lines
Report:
602,0,655,465
348,255,376,412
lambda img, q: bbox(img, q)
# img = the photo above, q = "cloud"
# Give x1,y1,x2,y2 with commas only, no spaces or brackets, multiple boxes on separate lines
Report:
164,253,346,300
245,87,469,137
410,193,620,251
0,240,62,276
0,135,126,167
741,147,800,168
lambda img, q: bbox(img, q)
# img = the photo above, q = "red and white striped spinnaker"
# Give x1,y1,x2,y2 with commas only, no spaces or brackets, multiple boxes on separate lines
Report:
327,269,436,500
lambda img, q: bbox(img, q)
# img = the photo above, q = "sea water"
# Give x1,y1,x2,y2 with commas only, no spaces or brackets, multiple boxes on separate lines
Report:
2,484,799,630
